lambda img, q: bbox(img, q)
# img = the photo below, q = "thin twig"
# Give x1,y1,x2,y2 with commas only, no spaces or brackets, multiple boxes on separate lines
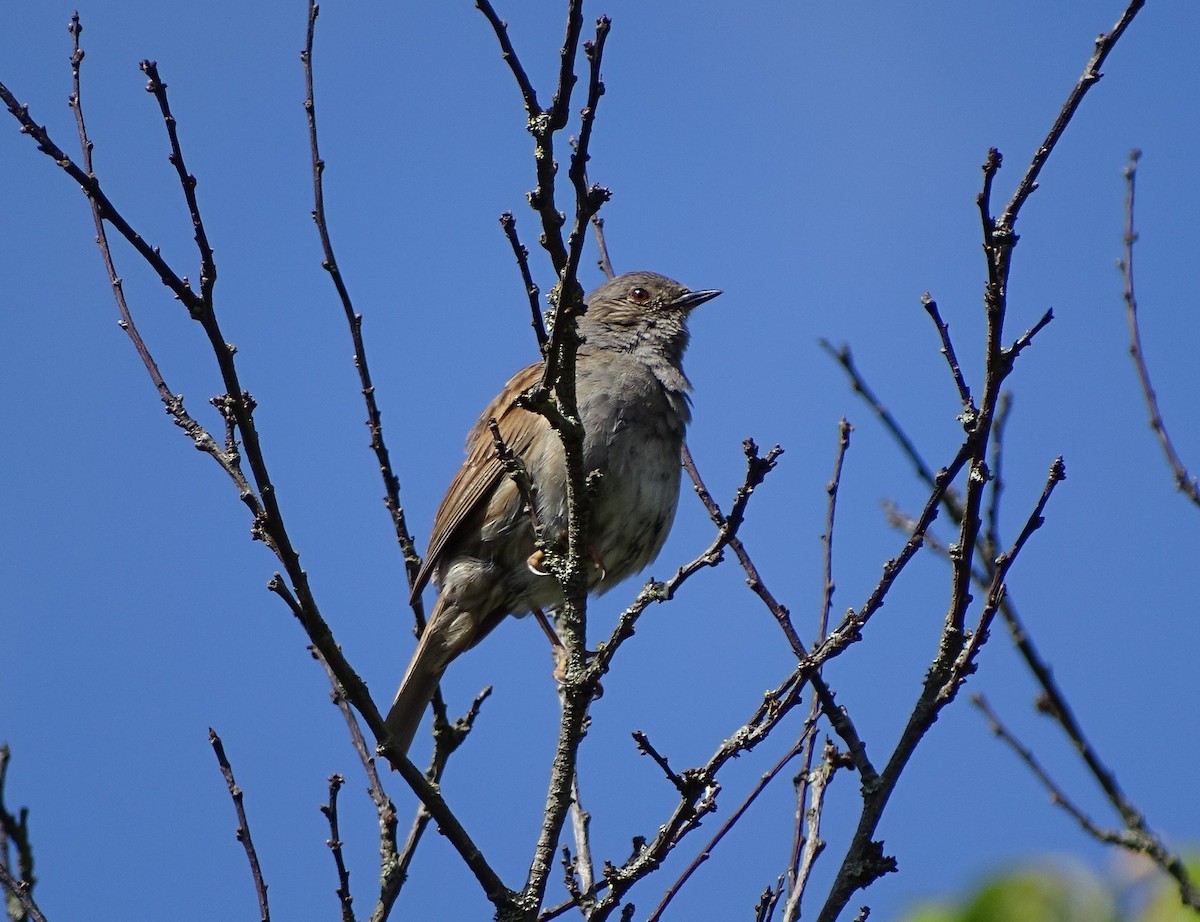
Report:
66,13,242,490
588,670,815,917
784,740,849,922
974,695,1200,909
474,0,579,273
487,418,546,547
647,721,818,922
885,431,1199,911
973,695,1125,840
789,421,852,895
955,458,1067,674
591,213,614,278
594,439,783,680
819,339,953,512
568,773,595,906
632,732,688,794
562,17,612,286
818,421,851,646
500,212,548,347
998,594,1200,910
682,438,877,789
6,16,517,918
1118,150,1200,506
754,880,785,922
321,774,356,922
209,730,270,922
302,0,426,582
816,460,1064,922
985,391,1013,559
474,0,541,116
998,0,1145,230
1005,308,1055,366
306,645,403,919
679,441,797,646
921,294,975,417
139,60,217,308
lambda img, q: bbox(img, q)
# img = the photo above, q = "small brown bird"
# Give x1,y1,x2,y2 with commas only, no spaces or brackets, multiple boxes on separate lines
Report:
385,271,720,756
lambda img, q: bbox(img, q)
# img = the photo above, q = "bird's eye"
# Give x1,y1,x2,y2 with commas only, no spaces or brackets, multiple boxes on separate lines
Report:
629,287,651,304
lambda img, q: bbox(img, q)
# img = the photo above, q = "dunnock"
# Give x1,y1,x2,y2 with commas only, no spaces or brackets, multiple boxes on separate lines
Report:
385,271,720,755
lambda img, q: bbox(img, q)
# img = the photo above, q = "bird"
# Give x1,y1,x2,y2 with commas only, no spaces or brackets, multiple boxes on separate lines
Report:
384,271,720,757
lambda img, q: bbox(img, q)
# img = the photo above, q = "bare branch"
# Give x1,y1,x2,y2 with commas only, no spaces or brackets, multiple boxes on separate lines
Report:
648,722,818,922
813,11,1145,912
1118,150,1200,506
784,740,849,922
209,729,270,922
679,440,796,646
632,731,688,794
819,340,950,506
471,6,616,914
817,458,1066,922
985,391,1013,558
974,695,1200,910
66,13,239,487
302,0,426,584
1004,307,1054,365
474,0,585,274
818,420,852,644
139,60,217,307
500,212,548,347
998,0,1145,230
591,212,614,279
788,422,852,896
568,773,595,905
474,0,542,117
921,294,975,416
320,774,356,922
0,79,202,311
754,880,785,922
955,458,1066,673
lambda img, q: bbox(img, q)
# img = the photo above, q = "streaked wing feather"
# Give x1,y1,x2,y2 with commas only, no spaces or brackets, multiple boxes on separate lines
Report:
410,362,547,602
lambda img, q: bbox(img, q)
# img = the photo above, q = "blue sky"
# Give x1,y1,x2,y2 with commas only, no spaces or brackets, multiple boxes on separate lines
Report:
2,2,1198,920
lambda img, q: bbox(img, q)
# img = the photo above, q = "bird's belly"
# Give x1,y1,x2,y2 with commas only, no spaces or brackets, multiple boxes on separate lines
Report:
587,429,682,591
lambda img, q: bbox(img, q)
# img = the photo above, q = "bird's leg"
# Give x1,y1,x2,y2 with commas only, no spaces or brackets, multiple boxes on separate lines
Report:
531,607,573,683
533,607,602,698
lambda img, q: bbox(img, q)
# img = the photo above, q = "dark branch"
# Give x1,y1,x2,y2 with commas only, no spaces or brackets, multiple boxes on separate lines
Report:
302,0,426,586
647,723,818,922
921,293,975,417
500,212,548,347
974,695,1200,909
1117,150,1200,507
998,0,1145,229
320,774,356,922
209,729,271,922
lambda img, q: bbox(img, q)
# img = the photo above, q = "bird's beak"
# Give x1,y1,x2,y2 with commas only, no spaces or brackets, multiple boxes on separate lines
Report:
672,288,722,311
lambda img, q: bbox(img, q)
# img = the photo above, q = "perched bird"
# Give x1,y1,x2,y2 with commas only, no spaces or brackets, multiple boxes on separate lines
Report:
385,271,720,756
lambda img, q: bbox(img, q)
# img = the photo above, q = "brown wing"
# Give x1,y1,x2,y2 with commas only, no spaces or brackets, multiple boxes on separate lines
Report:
410,362,549,602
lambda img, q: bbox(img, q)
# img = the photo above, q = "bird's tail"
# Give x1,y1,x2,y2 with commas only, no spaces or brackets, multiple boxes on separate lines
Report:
383,650,446,762
384,595,468,762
